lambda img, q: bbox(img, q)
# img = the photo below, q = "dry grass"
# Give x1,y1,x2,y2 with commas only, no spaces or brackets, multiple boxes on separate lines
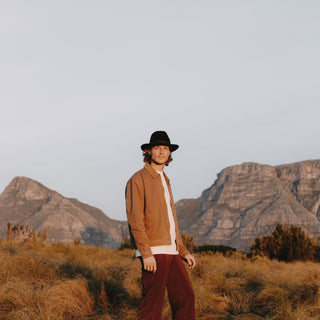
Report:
1,239,320,319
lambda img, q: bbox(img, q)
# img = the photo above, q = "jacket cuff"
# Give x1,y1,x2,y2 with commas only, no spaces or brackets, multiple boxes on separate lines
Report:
140,248,153,260
179,248,190,259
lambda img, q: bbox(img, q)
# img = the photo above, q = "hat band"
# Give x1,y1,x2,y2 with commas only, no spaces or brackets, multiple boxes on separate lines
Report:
150,140,170,146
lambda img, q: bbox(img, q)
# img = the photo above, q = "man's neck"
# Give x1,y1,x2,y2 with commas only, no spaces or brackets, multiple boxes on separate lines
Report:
150,161,165,172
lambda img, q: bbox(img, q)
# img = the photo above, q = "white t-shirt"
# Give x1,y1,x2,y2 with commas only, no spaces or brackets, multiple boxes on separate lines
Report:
136,170,179,257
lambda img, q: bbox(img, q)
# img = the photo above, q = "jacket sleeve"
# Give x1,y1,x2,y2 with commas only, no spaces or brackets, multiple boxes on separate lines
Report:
125,176,153,259
176,232,190,259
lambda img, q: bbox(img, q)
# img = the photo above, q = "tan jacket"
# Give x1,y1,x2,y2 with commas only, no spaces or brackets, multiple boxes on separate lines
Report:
125,162,190,259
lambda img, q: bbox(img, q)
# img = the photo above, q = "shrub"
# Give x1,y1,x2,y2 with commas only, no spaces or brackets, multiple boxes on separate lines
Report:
180,232,196,252
119,234,131,250
250,224,317,262
195,244,236,255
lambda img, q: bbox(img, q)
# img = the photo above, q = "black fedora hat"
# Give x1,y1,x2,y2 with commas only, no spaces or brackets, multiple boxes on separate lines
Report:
141,131,179,152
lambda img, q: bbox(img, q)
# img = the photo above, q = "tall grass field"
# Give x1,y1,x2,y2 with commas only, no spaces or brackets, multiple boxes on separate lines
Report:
1,239,320,319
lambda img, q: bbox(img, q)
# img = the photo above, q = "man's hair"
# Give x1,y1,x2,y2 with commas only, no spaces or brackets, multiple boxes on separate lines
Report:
143,148,173,166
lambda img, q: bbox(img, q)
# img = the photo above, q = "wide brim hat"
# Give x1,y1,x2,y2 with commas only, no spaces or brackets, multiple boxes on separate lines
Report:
141,131,179,152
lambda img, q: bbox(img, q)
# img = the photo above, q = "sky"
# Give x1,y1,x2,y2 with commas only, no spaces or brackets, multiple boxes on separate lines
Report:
1,1,319,221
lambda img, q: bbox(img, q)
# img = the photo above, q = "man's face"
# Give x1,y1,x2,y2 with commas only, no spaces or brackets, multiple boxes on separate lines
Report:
151,145,171,165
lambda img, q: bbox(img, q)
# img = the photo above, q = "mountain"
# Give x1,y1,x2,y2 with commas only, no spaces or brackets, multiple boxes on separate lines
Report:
176,160,320,251
0,177,128,248
2,159,320,251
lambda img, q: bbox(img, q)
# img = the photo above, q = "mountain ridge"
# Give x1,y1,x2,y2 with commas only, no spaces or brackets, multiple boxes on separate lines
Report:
0,176,127,248
1,159,320,251
176,159,320,250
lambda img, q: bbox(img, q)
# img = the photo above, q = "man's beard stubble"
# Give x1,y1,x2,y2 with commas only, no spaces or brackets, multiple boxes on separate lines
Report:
151,154,170,166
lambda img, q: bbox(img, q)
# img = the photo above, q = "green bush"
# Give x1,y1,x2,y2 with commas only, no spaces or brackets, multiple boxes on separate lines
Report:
250,224,318,262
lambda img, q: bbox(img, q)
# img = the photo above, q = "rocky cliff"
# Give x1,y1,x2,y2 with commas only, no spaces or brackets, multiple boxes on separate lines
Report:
2,160,320,251
0,177,128,248
176,160,320,251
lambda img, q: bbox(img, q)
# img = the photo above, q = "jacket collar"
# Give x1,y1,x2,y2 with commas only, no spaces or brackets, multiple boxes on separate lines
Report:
144,162,170,184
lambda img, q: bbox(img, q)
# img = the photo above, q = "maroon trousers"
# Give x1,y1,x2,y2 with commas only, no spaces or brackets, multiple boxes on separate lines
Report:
139,254,195,320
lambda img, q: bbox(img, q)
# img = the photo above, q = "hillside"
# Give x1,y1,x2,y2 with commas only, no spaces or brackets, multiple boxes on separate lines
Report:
176,160,320,250
1,159,320,251
0,177,128,247
1,241,320,319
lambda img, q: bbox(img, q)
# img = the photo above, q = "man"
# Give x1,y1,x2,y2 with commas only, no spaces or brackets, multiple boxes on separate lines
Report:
125,130,196,320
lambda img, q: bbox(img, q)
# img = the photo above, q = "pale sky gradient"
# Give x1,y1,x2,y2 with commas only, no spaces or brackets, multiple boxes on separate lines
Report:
1,1,319,220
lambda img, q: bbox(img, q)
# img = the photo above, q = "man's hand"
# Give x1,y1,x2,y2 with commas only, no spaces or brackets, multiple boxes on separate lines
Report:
185,254,196,269
143,256,157,273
